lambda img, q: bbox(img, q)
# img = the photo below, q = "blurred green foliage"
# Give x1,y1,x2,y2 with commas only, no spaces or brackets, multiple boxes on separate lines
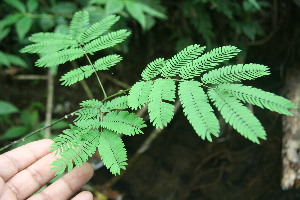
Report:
177,0,270,50
0,0,166,69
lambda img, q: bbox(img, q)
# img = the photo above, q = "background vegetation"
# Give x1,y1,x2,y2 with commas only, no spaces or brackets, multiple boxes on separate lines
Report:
1,0,300,199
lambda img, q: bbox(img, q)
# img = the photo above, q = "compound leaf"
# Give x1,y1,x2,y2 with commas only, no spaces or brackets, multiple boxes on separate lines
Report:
60,54,122,86
180,46,241,79
75,99,104,121
161,44,205,77
78,15,120,43
217,83,296,115
128,81,152,109
208,89,266,143
60,65,93,86
51,129,100,175
94,54,122,70
20,37,76,54
202,64,270,84
28,32,73,43
75,108,101,121
69,10,89,40
80,99,103,108
50,125,84,155
148,101,174,129
149,78,176,102
148,78,176,128
141,58,165,81
178,80,220,141
84,29,131,54
104,96,129,110
100,111,146,136
36,48,84,67
98,129,127,175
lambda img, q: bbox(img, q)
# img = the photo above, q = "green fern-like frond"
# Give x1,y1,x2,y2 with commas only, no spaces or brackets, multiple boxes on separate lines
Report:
179,46,241,79
60,65,93,86
208,89,266,143
75,107,101,121
128,81,153,109
217,83,296,115
20,32,76,54
20,40,77,54
98,129,127,175
161,44,206,77
148,78,176,102
84,30,131,54
50,125,82,155
94,54,122,70
201,64,270,84
178,80,220,141
78,15,120,44
179,59,206,79
148,101,174,128
28,32,73,43
69,10,90,40
78,99,108,117
148,78,176,128
75,118,101,129
60,55,122,86
80,99,103,108
141,58,165,80
51,129,100,175
104,96,129,110
36,48,84,67
99,111,146,136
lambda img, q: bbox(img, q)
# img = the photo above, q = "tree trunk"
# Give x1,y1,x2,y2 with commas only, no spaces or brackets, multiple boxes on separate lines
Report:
281,68,300,189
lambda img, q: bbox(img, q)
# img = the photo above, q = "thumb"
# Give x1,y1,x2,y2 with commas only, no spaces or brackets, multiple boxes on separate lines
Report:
72,191,93,200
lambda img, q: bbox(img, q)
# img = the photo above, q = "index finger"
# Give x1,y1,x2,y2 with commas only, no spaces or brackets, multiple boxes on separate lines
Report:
0,139,54,181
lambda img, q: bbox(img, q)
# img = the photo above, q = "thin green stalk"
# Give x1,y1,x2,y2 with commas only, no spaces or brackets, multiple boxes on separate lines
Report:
79,44,107,98
71,61,94,99
85,52,107,98
102,89,130,102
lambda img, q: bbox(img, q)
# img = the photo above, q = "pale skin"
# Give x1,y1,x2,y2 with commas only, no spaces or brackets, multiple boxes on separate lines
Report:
0,139,94,200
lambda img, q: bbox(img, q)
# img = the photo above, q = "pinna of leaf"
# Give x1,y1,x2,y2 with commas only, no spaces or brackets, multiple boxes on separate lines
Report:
20,11,296,175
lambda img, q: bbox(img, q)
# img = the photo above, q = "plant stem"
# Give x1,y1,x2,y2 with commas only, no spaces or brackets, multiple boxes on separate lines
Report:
71,61,94,99
0,110,80,152
80,46,107,98
102,89,130,102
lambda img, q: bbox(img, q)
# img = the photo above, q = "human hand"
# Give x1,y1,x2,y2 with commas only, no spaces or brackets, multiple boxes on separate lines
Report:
0,139,94,200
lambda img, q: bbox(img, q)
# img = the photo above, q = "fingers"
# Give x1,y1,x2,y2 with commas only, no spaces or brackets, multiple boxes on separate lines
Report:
0,139,54,182
3,152,57,199
0,177,4,194
28,162,94,200
72,191,93,200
